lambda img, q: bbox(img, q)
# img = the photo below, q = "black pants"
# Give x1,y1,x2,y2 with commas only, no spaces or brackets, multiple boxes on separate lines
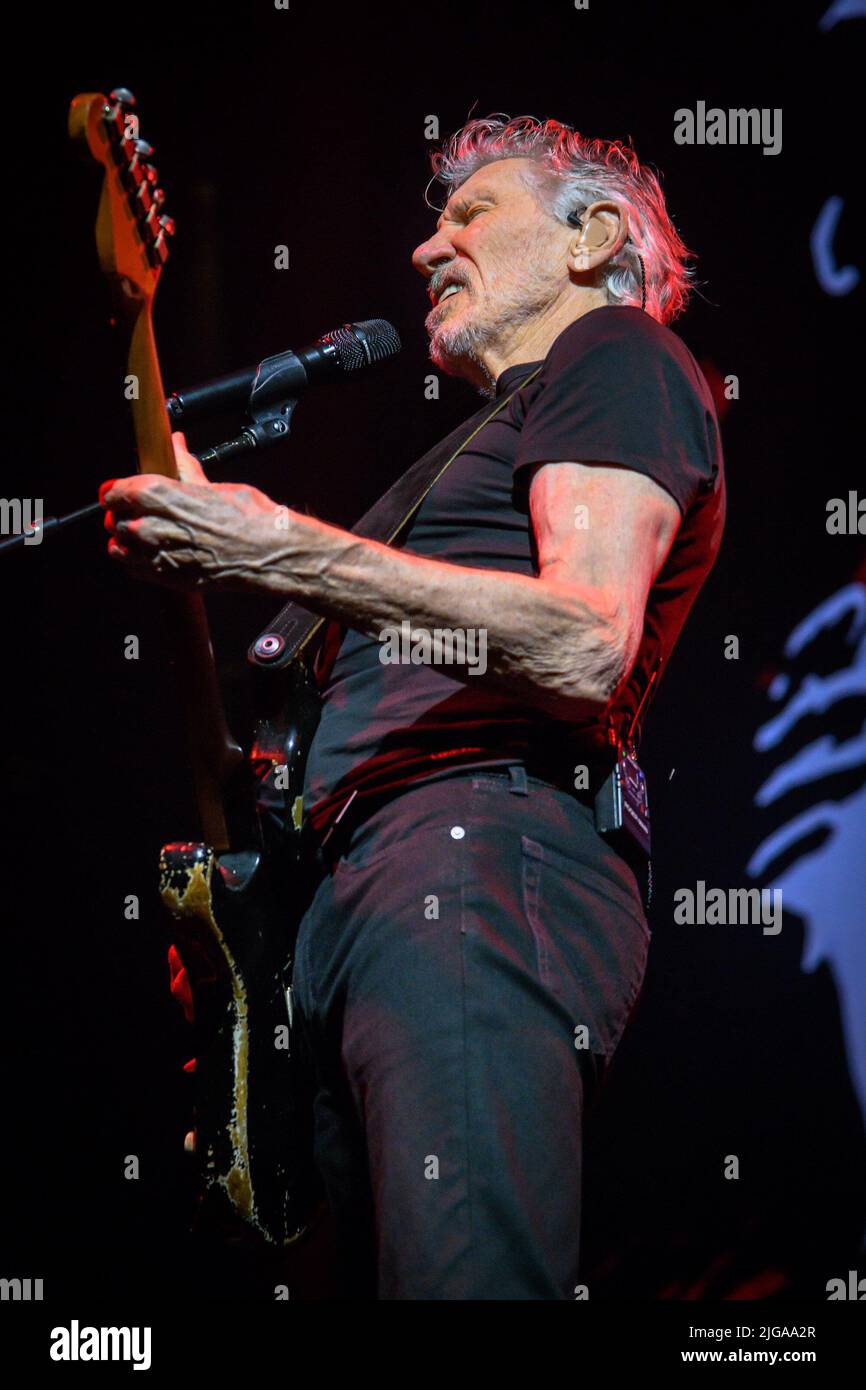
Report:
291,765,651,1300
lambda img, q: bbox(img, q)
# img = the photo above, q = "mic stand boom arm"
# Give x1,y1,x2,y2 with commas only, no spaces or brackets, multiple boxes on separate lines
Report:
1,392,302,552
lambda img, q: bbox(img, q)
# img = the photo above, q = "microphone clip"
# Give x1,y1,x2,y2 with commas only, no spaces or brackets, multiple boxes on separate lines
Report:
196,387,300,468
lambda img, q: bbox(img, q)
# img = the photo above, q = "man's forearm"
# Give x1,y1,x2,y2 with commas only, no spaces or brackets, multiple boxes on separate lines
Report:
257,510,623,718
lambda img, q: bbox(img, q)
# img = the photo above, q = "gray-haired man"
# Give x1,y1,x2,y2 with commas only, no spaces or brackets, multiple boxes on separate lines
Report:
102,115,725,1299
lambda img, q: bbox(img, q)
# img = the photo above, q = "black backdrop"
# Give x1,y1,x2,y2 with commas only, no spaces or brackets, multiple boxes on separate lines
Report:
5,0,864,1303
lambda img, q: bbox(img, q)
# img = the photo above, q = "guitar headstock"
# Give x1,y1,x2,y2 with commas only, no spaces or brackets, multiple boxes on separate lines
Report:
69,88,175,310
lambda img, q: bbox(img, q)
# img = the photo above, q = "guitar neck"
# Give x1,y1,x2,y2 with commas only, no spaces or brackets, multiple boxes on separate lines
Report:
121,291,243,851
71,88,243,851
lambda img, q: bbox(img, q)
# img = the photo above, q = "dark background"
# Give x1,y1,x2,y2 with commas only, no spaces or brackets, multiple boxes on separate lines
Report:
5,0,864,1301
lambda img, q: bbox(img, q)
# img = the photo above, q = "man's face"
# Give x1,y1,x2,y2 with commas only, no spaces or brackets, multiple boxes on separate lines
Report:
412,157,569,389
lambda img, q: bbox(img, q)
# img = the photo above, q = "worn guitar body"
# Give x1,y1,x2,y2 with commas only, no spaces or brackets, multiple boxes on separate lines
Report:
159,661,324,1246
70,88,325,1250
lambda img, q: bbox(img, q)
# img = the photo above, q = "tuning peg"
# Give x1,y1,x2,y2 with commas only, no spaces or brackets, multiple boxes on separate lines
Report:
134,138,154,159
110,87,136,108
148,213,176,266
147,188,167,216
142,190,166,230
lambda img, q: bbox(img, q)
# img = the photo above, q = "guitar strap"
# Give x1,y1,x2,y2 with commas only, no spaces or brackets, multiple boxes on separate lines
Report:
247,365,543,671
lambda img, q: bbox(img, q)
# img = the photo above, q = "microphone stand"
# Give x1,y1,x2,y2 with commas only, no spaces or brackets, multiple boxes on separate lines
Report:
0,393,301,554
0,501,105,554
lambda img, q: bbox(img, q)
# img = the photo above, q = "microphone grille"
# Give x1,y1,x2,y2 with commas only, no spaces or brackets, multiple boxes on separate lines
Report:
329,319,402,372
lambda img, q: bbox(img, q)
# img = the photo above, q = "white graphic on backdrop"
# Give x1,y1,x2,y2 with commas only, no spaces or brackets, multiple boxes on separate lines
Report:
748,583,866,1126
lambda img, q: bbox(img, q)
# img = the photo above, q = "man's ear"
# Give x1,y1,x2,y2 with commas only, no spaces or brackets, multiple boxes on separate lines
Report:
568,200,628,272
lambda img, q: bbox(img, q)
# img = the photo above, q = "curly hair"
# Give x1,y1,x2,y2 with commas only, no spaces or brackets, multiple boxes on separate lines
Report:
429,114,695,325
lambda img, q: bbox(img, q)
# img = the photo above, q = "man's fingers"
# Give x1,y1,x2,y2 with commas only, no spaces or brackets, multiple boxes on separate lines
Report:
100,478,152,514
100,474,183,516
172,431,210,485
100,477,150,511
102,509,141,537
103,512,145,542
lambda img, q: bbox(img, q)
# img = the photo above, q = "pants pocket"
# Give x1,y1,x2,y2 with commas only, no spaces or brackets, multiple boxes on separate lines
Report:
520,835,650,1062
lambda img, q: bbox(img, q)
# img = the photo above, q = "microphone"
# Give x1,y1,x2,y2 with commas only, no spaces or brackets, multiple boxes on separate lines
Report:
166,319,401,425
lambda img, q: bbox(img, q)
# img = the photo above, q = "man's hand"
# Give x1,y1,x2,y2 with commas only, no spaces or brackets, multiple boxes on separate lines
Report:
100,432,291,592
100,433,680,719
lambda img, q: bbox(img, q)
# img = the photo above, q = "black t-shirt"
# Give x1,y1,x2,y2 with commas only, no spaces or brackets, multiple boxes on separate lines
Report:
302,304,726,830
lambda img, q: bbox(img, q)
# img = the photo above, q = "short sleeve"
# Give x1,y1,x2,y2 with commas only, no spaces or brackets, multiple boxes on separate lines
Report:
512,307,719,518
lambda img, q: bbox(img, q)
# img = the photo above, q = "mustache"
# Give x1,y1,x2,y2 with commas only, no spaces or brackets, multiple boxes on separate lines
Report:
429,271,473,300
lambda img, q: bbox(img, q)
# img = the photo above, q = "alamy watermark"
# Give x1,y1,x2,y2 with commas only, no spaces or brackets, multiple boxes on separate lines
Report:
674,103,782,156
49,1320,152,1371
826,491,865,534
0,497,44,545
674,881,782,934
378,620,487,675
1,1276,43,1300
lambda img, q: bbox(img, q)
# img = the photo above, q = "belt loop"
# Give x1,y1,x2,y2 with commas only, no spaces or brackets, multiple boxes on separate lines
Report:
508,764,529,796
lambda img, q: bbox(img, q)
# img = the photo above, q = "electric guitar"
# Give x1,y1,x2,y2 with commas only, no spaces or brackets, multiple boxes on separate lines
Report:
69,86,322,1247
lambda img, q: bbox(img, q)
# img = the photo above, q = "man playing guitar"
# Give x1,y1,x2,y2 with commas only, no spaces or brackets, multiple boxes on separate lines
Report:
101,114,725,1300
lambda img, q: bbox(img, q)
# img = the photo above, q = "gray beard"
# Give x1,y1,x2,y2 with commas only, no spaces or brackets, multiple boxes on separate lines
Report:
426,311,497,397
425,286,553,398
